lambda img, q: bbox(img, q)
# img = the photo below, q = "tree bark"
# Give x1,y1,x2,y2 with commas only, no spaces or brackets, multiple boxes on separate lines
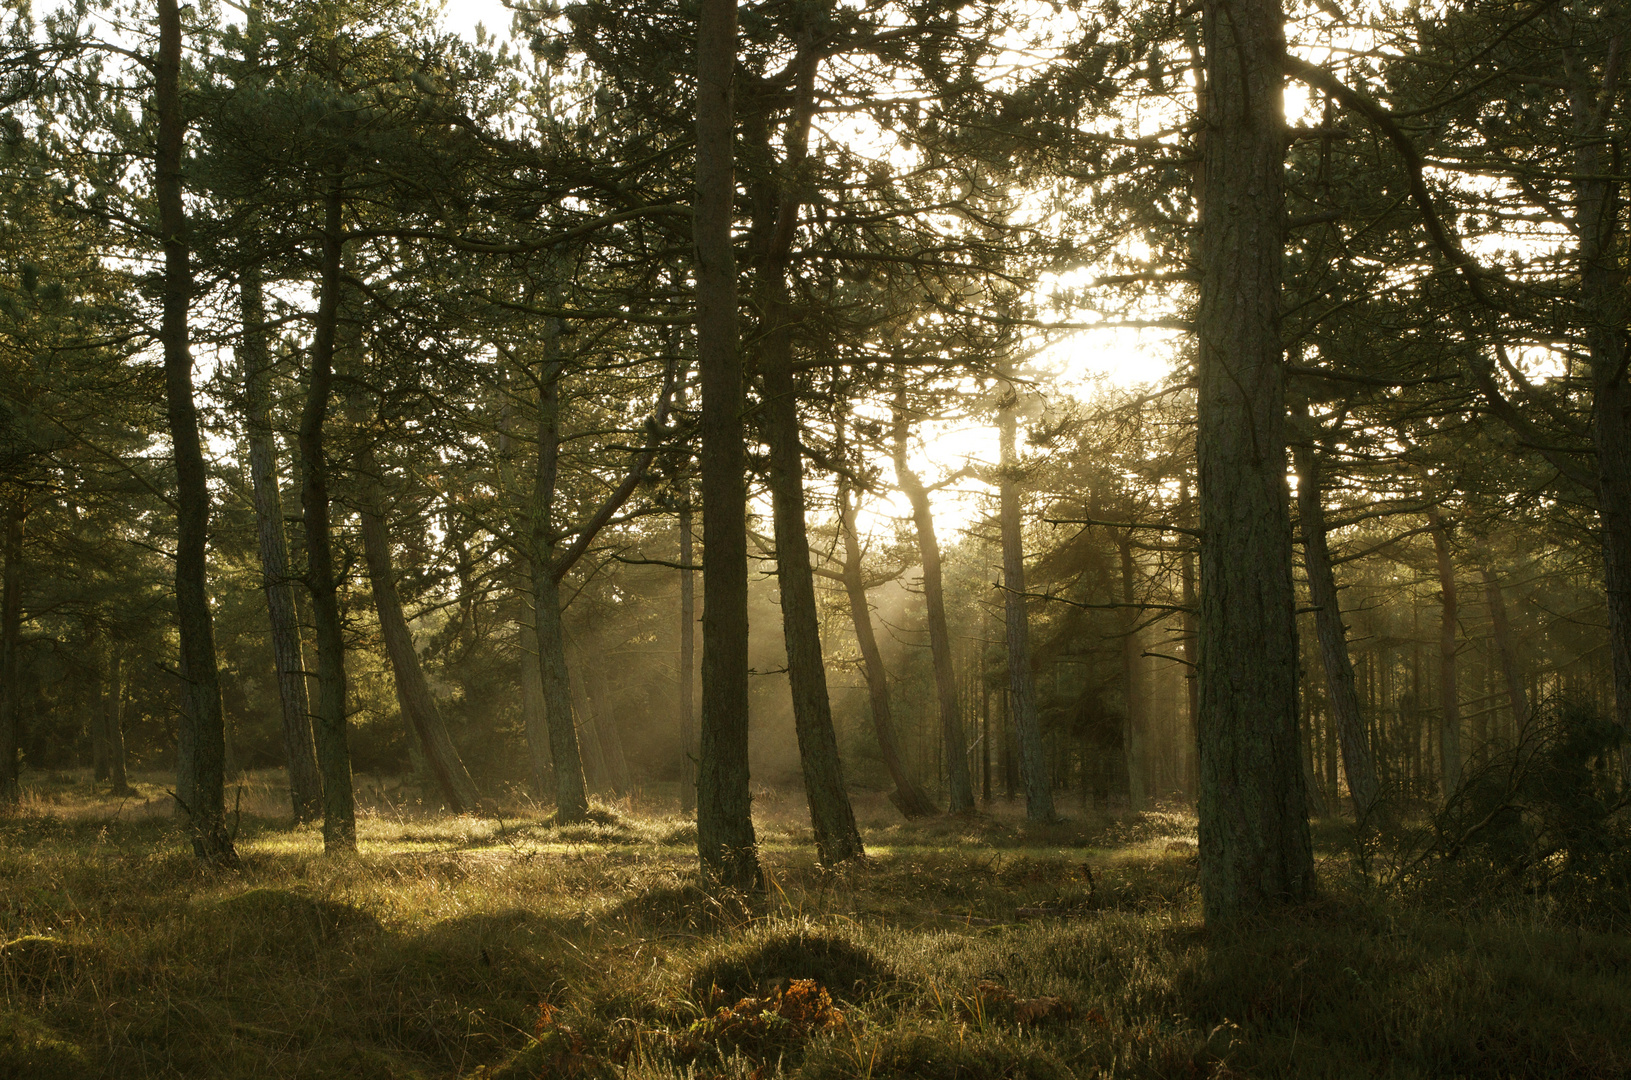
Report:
838,482,937,818
996,386,1054,823
694,0,760,891
1427,508,1462,798
157,0,233,862
0,499,22,805
1194,0,1313,923
756,46,864,865
1291,436,1379,820
359,502,481,812
240,267,323,822
297,177,356,854
679,501,697,815
892,391,976,814
1119,535,1149,812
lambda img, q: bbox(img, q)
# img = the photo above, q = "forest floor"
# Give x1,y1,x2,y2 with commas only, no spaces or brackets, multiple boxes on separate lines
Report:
2,769,1629,1079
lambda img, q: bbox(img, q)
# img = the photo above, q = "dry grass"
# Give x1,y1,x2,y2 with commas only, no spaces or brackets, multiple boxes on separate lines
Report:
2,769,1629,1078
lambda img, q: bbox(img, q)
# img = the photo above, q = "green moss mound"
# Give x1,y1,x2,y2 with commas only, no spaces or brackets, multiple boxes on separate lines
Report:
215,888,380,955
690,927,898,1003
610,879,753,932
0,1009,88,1079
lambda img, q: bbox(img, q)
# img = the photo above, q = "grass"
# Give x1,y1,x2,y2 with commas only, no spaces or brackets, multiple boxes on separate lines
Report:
2,769,1629,1078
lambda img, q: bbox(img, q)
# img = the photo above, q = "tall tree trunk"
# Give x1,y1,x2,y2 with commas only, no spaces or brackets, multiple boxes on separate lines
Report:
106,651,131,796
359,502,481,812
838,482,937,818
529,363,591,821
694,0,760,890
996,387,1054,823
892,391,976,814
1119,535,1149,812
1291,436,1379,820
240,268,323,822
1480,563,1529,737
157,0,233,862
1565,34,1631,779
1194,0,1313,923
1428,509,1462,798
750,39,863,865
679,501,697,815
298,177,356,854
0,500,21,805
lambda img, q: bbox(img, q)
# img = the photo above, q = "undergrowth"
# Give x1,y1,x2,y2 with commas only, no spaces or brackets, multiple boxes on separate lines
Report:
1,775,1628,1078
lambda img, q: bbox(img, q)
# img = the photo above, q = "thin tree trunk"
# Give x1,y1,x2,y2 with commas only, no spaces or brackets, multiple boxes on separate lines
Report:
158,0,232,862
694,0,760,890
582,643,632,797
0,500,21,806
91,647,109,783
240,268,323,822
838,482,936,818
1428,509,1463,798
297,177,355,854
893,391,976,814
359,503,481,812
1480,564,1529,736
997,387,1054,823
1292,437,1379,820
1194,0,1313,923
679,501,697,815
1119,535,1149,812
529,362,590,821
106,652,131,796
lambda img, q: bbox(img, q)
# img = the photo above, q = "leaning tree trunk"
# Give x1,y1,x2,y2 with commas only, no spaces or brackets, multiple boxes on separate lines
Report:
1427,508,1462,799
106,651,132,796
240,267,323,822
1292,437,1379,820
359,502,481,813
838,482,937,818
996,388,1054,823
694,0,760,891
679,501,697,815
756,50,863,865
0,500,22,805
1194,0,1314,924
297,177,356,854
1119,535,1150,812
157,0,233,863
893,392,976,814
